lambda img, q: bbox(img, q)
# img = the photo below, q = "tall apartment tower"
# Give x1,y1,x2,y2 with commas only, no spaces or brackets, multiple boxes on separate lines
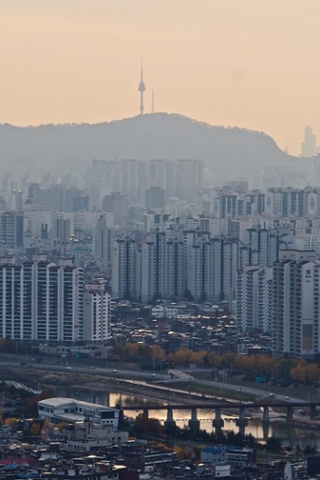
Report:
0,258,83,342
93,214,113,272
272,250,320,357
212,237,240,305
165,240,185,298
0,211,24,249
187,239,214,302
83,284,111,342
237,266,273,333
174,159,204,203
245,226,282,268
140,231,166,302
112,237,137,299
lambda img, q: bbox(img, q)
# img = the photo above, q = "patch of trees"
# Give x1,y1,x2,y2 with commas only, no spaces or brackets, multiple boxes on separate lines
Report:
115,342,320,385
113,343,165,362
129,414,256,448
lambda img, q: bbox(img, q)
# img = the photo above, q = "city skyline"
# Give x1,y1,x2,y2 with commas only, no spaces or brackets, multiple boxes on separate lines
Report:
1,0,320,155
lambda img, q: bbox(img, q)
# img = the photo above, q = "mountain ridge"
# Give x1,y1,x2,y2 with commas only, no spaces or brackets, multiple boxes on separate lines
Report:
0,112,301,179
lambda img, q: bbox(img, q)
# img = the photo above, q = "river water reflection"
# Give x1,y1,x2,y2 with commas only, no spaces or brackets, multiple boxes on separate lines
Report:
59,387,320,449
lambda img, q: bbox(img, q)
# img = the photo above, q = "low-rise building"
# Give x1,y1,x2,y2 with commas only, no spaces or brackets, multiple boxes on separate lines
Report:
64,420,128,452
38,397,119,428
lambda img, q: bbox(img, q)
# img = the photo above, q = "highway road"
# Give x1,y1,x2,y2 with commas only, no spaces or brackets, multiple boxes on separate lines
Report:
1,360,170,380
0,359,305,403
192,379,304,403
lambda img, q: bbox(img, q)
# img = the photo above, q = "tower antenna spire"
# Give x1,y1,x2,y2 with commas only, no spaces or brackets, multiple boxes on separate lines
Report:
138,60,146,115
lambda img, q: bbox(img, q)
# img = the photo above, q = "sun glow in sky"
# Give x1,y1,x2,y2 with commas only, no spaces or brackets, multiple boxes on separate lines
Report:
1,0,320,154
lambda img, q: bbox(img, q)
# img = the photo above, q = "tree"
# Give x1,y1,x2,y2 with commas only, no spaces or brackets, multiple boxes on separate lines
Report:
57,421,68,433
266,436,282,451
304,444,317,456
150,345,165,361
30,421,42,436
173,445,193,460
130,413,163,439
5,417,19,428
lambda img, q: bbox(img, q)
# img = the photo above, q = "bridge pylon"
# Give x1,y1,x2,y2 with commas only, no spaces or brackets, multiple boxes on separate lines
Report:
310,405,317,418
212,407,224,433
164,407,176,428
188,407,200,431
235,406,248,436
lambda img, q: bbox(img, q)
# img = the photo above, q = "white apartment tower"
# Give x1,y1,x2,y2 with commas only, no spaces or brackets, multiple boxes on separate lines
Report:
83,284,111,342
0,258,83,342
272,250,320,357
237,266,272,333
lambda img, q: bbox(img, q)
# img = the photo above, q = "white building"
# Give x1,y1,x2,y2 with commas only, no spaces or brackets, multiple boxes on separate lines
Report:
38,397,119,428
272,250,320,357
84,284,111,342
151,303,194,319
65,420,128,452
237,266,272,333
0,257,83,342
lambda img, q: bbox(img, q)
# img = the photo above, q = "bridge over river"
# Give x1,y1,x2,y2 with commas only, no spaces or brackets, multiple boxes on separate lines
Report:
119,400,320,439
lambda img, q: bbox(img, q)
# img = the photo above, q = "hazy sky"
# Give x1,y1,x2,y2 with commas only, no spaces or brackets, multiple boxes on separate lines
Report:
1,0,320,154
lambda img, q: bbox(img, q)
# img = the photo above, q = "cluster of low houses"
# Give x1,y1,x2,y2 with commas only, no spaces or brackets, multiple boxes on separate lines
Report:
0,396,317,479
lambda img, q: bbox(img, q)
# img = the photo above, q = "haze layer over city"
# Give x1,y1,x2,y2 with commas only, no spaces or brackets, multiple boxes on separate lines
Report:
2,2,320,479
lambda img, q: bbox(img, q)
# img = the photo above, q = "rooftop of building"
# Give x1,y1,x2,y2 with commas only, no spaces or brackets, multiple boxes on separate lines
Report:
38,397,117,412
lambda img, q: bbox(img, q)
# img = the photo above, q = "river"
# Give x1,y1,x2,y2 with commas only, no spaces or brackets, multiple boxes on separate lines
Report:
59,387,320,450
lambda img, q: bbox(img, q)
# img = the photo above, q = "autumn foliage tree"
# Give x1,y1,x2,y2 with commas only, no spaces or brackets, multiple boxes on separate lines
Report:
113,343,165,362
290,361,320,384
115,341,320,385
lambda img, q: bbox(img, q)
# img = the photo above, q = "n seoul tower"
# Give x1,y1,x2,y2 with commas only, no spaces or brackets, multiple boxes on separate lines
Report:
138,61,146,115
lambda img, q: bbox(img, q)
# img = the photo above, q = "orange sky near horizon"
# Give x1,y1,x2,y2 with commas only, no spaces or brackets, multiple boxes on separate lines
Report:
0,0,320,155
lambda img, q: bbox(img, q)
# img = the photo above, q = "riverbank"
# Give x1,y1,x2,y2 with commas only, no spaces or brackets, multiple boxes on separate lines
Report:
2,363,320,437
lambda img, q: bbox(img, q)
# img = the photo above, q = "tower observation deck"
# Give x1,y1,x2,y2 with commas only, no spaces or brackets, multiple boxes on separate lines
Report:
138,63,146,115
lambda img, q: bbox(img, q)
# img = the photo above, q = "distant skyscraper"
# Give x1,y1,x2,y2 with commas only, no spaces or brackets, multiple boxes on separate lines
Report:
0,211,24,249
301,126,317,157
93,214,113,272
138,62,146,115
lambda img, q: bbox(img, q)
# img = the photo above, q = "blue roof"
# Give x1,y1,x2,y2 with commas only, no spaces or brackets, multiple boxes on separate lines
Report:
201,447,224,453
